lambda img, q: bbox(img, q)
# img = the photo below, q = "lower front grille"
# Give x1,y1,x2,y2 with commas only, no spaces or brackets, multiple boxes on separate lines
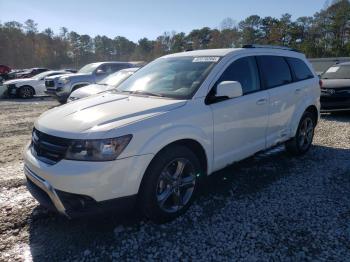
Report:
26,178,57,211
31,129,70,165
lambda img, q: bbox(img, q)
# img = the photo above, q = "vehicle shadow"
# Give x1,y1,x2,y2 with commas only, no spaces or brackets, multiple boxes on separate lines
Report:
0,96,53,103
27,144,349,261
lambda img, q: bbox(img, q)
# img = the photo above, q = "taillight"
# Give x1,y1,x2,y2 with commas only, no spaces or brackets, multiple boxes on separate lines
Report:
319,79,323,88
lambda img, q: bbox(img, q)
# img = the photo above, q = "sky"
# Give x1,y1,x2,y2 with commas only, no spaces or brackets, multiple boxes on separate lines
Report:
0,0,327,42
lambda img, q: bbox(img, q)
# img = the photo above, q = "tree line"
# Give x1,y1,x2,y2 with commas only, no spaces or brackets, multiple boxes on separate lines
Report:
0,0,349,69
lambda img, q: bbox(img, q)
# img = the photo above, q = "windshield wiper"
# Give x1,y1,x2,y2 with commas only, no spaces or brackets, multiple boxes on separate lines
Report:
129,90,164,97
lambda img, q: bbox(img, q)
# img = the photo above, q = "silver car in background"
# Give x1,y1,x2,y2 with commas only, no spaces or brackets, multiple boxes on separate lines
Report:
45,61,135,103
68,67,139,102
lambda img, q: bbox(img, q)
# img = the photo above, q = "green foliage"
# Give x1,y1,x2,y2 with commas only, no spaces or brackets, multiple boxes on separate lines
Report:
0,1,349,69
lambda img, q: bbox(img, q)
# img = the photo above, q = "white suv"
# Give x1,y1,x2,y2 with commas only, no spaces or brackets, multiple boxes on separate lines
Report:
24,46,320,223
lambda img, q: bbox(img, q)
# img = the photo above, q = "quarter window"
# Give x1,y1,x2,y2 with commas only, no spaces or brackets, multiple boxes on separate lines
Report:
217,56,260,94
256,56,292,89
286,57,314,81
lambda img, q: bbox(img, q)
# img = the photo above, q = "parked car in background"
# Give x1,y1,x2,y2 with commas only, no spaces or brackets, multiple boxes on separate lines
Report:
24,46,320,223
3,70,69,98
68,67,139,102
0,65,11,80
320,62,350,112
45,62,135,103
6,69,25,80
16,68,49,79
63,69,78,73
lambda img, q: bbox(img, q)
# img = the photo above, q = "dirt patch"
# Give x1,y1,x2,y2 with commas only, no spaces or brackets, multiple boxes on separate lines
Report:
0,98,349,261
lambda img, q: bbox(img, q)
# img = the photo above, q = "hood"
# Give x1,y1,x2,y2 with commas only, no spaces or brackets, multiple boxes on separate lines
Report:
321,79,350,89
45,73,73,80
70,84,112,99
60,73,91,79
35,92,186,139
3,78,36,85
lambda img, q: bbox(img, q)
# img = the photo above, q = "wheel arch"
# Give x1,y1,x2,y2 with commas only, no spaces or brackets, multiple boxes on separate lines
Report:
305,105,319,125
290,102,319,137
137,138,209,196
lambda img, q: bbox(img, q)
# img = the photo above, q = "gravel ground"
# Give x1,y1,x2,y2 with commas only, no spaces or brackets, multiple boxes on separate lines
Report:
0,98,349,261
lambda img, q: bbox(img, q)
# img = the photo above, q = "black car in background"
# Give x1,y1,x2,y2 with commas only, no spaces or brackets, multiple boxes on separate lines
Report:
15,68,49,78
320,62,350,112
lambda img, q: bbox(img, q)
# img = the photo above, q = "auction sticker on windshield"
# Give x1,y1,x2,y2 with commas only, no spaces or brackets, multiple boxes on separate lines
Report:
193,57,220,63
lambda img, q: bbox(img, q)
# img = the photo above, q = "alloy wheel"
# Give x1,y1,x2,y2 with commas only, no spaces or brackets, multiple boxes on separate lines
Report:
156,158,196,213
298,117,314,151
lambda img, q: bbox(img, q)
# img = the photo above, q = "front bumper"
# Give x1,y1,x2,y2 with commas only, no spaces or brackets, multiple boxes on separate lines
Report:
24,145,154,217
5,84,18,97
45,88,69,100
25,165,67,215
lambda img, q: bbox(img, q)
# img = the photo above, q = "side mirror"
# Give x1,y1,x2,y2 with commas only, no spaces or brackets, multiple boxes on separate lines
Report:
96,69,106,75
216,81,243,99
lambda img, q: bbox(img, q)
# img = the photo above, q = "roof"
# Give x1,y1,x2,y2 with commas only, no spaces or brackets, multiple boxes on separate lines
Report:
92,61,134,65
163,47,305,59
163,48,241,58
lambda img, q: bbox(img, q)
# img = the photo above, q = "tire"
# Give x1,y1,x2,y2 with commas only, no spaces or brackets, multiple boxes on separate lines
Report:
285,111,316,155
57,97,67,104
139,145,202,223
18,86,34,99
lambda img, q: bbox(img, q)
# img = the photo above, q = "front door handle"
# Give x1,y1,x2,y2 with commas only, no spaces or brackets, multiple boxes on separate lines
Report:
256,98,268,105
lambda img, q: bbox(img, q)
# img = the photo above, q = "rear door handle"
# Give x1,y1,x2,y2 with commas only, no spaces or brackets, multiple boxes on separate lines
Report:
256,98,268,105
295,88,302,94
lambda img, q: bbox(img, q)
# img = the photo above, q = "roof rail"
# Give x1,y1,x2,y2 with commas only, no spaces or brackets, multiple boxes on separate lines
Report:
242,44,301,53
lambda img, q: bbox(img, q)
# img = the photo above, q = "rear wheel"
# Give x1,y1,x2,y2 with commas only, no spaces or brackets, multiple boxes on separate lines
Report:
139,145,202,223
19,86,34,98
285,111,315,155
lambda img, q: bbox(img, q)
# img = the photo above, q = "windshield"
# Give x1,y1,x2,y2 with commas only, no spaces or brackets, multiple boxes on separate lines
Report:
78,63,100,74
115,56,219,99
321,65,350,79
99,70,134,87
33,71,56,80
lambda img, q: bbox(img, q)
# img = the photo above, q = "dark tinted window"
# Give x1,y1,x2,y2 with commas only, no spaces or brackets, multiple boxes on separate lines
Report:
217,56,260,94
286,57,313,81
256,56,292,88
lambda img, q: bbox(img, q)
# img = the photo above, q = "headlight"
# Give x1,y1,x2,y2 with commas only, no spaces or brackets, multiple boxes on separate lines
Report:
65,135,132,161
60,77,70,84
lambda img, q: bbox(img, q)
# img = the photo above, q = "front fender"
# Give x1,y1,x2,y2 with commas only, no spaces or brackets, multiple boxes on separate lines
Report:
138,125,213,174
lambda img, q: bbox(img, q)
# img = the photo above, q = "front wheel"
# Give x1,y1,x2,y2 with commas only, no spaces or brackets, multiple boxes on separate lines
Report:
19,86,34,98
139,145,202,223
285,111,316,155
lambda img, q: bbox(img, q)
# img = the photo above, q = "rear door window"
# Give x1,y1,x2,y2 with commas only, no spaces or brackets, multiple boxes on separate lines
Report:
286,57,314,81
256,56,292,89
